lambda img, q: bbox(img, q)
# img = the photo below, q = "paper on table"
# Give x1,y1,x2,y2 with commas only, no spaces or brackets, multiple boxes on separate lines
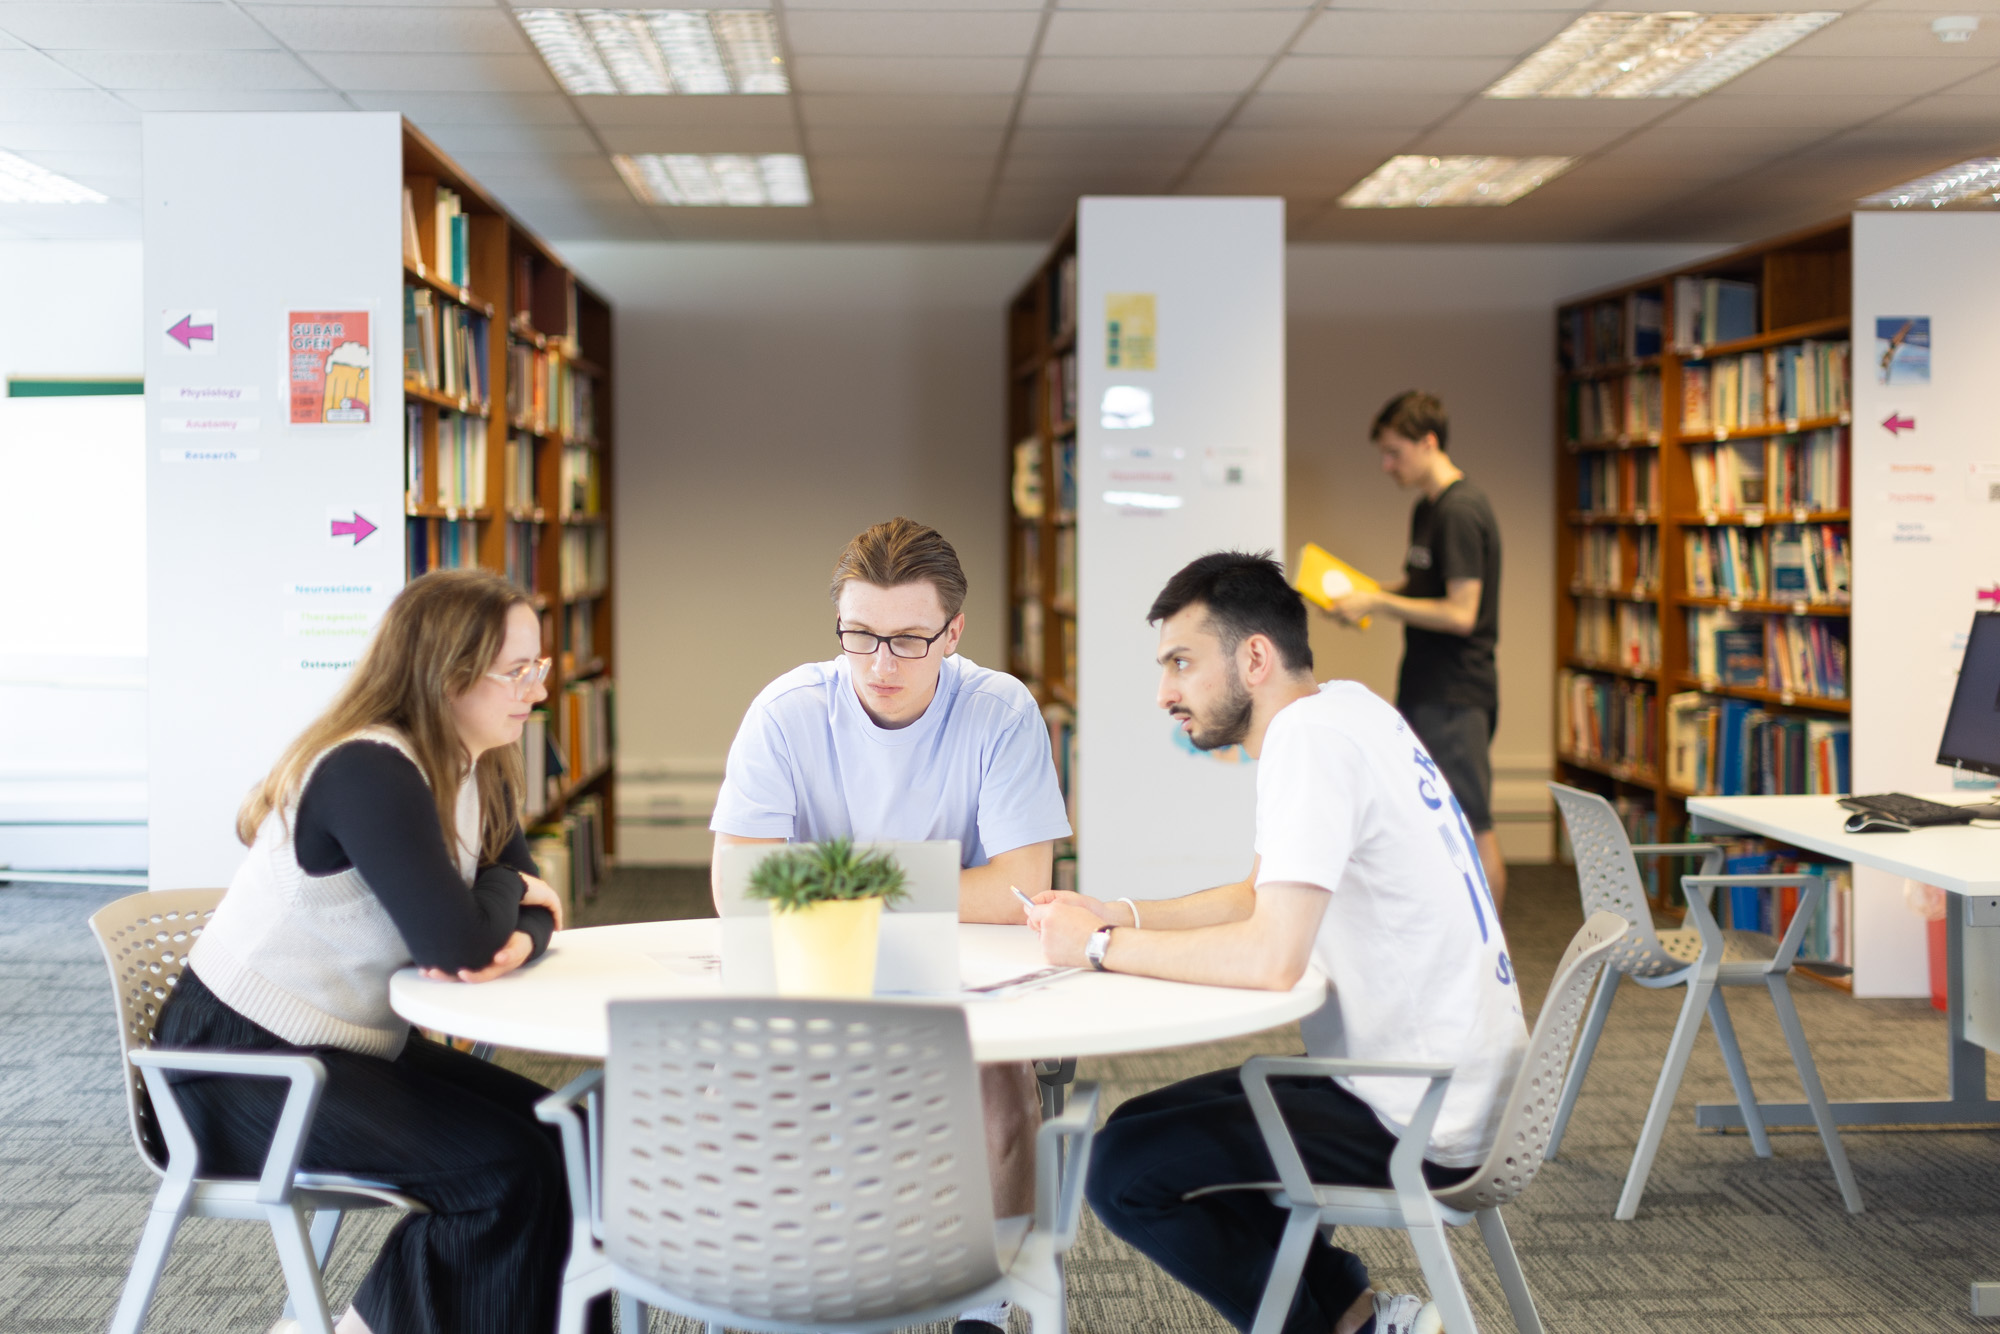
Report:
645,950,719,976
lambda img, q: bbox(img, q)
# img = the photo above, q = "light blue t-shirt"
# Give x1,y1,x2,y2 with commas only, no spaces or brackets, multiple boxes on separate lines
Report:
710,653,1072,866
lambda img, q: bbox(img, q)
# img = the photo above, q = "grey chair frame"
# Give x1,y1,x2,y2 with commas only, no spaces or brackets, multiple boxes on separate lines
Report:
1545,783,1862,1220
1186,911,1630,1334
88,890,427,1334
537,996,1101,1334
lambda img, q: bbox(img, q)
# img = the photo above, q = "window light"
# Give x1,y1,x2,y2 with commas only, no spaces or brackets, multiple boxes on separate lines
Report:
518,9,788,96
1340,156,1576,209
0,150,108,204
1858,158,2000,209
1485,12,1840,99
614,153,811,206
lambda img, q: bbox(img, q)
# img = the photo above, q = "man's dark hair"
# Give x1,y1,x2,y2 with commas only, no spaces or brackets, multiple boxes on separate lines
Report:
1371,390,1449,452
1147,551,1313,674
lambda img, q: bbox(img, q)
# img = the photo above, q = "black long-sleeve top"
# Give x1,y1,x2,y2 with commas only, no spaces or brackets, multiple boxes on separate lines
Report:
293,739,554,972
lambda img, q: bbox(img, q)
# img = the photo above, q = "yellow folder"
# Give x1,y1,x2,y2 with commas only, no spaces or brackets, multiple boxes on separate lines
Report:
1296,543,1380,628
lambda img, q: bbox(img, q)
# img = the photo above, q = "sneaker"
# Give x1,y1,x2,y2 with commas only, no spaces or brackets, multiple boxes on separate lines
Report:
1371,1293,1424,1334
953,1299,1010,1334
1412,1302,1443,1334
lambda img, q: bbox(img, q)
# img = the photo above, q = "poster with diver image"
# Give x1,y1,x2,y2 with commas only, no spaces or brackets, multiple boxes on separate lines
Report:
288,309,372,424
1874,316,1930,385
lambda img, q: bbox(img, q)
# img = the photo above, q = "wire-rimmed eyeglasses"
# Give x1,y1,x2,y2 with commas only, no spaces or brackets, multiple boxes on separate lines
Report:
486,656,553,697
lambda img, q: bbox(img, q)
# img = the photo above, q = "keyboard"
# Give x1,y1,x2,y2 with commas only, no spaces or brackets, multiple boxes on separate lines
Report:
1840,793,1980,827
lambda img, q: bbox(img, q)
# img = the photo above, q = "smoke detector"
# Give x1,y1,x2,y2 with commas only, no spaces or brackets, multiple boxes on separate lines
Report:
1933,15,1979,43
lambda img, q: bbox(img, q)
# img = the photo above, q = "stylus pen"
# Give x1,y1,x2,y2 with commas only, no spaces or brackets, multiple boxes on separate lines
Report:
1010,885,1037,914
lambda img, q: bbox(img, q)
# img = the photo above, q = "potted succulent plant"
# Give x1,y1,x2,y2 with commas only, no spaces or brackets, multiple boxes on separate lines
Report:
745,838,909,996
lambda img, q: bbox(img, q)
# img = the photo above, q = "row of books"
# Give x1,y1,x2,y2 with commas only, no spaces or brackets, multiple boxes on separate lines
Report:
1712,845,1854,967
1666,693,1851,795
1687,430,1848,513
1686,609,1850,698
1043,700,1078,835
1013,600,1044,681
557,676,615,784
401,184,473,290
1047,351,1077,429
1576,448,1659,514
504,520,540,593
559,525,608,599
504,433,538,514
527,797,607,923
1672,275,1757,349
1016,521,1042,596
520,709,564,820
1684,523,1850,604
1565,369,1661,444
403,403,424,512
1054,525,1076,605
433,412,488,512
1575,599,1659,671
1557,670,1658,774
1047,253,1077,339
565,598,599,669
1573,527,1659,594
1012,438,1045,520
406,517,480,578
559,443,600,518
1559,290,1662,371
404,289,490,407
507,341,595,443
1681,341,1849,432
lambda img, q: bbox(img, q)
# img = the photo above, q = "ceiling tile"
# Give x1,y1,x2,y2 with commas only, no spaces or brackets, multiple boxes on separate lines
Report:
0,3,276,51
782,11,1041,57
1613,124,1836,161
243,6,530,56
301,53,556,93
118,89,354,111
1722,56,1987,97
1930,63,2000,95
595,124,801,153
1400,125,1628,156
1878,93,2000,127
1656,93,1908,128
0,121,140,152
450,152,626,186
1867,0,2000,11
806,125,1004,156
648,209,824,241
1028,57,1268,97
346,92,580,125
53,49,325,90
422,122,600,156
0,201,143,241
0,49,90,88
809,154,995,189
1199,125,1411,160
1264,55,1512,96
1055,0,1311,10
1233,92,1461,129
1007,126,1211,158
254,0,494,6
0,88,137,122
1785,8,2000,58
1039,11,1302,58
573,94,797,130
996,156,1181,190
798,94,1015,126
1292,9,1572,58
1423,96,1674,132
1016,93,1236,127
790,55,1025,95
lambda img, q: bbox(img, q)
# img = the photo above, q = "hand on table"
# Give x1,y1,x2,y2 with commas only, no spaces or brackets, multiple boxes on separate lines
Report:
1023,895,1114,969
419,931,534,984
519,872,564,931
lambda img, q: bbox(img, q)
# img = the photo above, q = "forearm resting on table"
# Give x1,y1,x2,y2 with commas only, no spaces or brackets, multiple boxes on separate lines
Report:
1112,876,1257,930
1102,882,1325,991
961,841,1054,924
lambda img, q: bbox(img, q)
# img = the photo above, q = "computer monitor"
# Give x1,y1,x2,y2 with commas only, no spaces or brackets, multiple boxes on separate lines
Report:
1938,610,2000,781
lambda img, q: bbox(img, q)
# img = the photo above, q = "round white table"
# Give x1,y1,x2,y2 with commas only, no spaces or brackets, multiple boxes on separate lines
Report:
390,919,1328,1063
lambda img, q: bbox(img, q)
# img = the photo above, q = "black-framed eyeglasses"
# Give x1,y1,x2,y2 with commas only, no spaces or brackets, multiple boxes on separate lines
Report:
835,621,952,659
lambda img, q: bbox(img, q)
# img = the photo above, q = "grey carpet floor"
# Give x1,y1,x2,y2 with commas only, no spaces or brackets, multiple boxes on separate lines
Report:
6,865,2000,1333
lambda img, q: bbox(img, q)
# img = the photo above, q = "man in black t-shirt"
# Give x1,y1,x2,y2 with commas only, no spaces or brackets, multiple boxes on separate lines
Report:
1329,390,1507,910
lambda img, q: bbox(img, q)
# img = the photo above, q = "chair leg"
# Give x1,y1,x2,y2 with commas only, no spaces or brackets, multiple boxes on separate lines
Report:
1404,1211,1479,1334
1475,1208,1543,1334
1705,989,1772,1159
1010,1268,1068,1334
1249,1207,1323,1334
616,1292,644,1332
1546,970,1619,1161
1616,977,1714,1221
107,1200,189,1334
266,1205,337,1334
1766,974,1865,1214
282,1209,346,1322
558,1255,619,1334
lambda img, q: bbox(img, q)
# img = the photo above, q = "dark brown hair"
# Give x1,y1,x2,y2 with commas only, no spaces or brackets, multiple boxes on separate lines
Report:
1371,390,1449,452
1148,551,1314,674
829,517,969,618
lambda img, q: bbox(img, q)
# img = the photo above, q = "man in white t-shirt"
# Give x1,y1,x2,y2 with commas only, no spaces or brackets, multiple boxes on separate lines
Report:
711,516,1072,1334
1026,551,1526,1334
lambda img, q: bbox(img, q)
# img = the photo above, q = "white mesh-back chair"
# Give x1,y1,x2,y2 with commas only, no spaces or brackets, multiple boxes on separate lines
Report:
537,996,1100,1334
1185,911,1628,1334
89,890,427,1334
1546,783,1861,1220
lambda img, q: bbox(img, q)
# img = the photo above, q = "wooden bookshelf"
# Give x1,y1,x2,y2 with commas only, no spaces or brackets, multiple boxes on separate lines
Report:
1554,219,1854,909
1005,222,1078,889
398,121,616,879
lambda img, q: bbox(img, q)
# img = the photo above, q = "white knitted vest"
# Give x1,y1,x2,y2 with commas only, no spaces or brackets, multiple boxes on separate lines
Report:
188,726,479,1059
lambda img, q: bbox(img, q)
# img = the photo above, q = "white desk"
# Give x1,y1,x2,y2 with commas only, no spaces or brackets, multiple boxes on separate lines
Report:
389,919,1330,1065
1686,794,2000,1131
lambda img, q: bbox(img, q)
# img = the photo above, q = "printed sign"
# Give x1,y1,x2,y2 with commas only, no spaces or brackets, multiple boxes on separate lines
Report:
162,310,217,355
1106,293,1156,371
288,309,372,425
1874,316,1930,385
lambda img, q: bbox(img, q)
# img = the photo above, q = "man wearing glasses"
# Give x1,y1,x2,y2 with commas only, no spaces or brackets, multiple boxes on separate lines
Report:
709,516,1071,1334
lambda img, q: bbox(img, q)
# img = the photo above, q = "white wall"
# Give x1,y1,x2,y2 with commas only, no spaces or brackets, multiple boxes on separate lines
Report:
566,238,1721,863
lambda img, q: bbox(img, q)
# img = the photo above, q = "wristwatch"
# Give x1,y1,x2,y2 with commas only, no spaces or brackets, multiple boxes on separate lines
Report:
1085,925,1115,972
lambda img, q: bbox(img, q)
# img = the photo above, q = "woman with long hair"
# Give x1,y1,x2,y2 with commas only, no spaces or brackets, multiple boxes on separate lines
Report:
155,569,604,1334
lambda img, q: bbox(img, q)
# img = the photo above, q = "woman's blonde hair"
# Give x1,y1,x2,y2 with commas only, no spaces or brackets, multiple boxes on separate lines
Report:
237,569,531,862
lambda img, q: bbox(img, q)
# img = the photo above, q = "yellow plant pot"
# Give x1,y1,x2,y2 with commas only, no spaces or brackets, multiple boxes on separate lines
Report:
768,896,885,997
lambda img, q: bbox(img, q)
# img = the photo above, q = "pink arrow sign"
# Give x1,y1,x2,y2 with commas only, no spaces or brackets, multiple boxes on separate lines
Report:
1881,413,1915,436
1979,585,2000,609
330,512,377,545
167,314,214,349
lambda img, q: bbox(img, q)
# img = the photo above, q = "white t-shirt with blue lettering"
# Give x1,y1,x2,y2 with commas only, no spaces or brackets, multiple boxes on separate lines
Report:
710,653,1072,867
1255,680,1527,1168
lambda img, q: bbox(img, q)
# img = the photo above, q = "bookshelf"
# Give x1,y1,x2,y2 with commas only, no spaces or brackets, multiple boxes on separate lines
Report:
399,123,616,909
1554,220,1854,939
1005,224,1079,891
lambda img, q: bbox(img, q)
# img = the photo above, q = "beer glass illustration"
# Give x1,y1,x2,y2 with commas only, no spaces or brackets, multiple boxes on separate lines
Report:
322,341,371,423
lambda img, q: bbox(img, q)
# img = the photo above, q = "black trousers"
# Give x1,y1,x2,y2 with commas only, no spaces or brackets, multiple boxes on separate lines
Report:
155,967,611,1334
1085,1064,1475,1334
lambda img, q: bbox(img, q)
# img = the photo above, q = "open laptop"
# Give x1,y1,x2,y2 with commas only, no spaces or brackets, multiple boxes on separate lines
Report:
714,840,962,995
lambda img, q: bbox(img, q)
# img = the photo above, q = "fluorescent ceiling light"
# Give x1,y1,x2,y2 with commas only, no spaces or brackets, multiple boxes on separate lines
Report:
614,153,811,206
1340,155,1575,209
518,9,787,95
0,150,107,204
1486,12,1840,99
1858,157,2000,209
